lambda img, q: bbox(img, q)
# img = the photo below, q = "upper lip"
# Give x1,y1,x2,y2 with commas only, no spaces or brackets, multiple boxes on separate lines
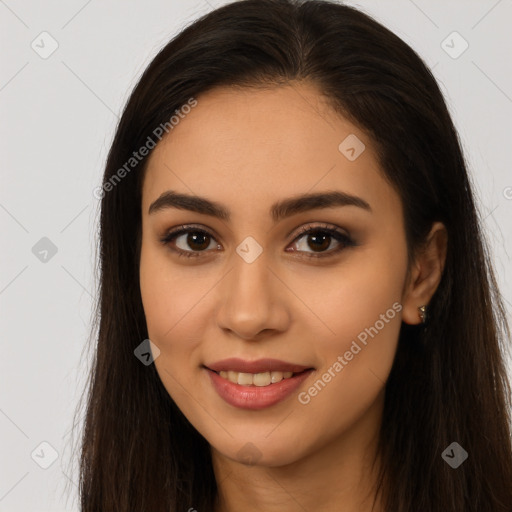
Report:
206,357,313,374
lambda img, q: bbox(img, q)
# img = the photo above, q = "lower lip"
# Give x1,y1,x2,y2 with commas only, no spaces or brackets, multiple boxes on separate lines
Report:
206,368,313,410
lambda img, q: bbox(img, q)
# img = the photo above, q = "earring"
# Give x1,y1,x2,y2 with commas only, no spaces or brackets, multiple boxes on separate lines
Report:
418,305,427,324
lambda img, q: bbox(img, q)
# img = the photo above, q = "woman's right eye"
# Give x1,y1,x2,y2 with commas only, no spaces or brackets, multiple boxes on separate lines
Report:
160,226,220,258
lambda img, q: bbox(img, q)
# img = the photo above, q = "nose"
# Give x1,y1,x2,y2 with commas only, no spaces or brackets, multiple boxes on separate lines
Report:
215,250,290,341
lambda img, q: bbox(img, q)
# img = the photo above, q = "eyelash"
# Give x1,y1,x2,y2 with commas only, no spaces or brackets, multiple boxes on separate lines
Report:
159,223,355,260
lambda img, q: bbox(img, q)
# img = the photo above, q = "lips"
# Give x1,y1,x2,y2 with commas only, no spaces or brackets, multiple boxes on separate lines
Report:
205,357,312,374
206,366,314,410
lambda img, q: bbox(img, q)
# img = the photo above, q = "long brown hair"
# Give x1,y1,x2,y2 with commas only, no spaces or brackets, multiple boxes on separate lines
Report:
71,1,512,510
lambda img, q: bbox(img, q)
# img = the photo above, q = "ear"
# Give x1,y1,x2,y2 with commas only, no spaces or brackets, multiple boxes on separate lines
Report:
402,222,448,325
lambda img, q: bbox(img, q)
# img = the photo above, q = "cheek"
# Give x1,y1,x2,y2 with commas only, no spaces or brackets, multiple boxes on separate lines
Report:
294,240,406,354
139,248,208,410
139,246,171,340
140,241,202,342
294,243,406,427
139,242,227,392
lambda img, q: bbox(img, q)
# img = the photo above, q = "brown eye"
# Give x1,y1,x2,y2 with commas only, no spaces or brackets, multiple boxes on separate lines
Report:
160,226,219,258
289,224,355,258
177,231,212,252
160,223,355,260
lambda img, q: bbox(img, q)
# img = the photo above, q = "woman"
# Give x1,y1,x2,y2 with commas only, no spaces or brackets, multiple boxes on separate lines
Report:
74,0,512,510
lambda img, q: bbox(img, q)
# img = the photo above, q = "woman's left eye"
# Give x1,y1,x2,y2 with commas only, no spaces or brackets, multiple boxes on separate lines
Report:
289,224,355,258
159,223,355,259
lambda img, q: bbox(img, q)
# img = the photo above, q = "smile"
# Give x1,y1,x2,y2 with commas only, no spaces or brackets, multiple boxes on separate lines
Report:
204,368,314,410
217,370,295,386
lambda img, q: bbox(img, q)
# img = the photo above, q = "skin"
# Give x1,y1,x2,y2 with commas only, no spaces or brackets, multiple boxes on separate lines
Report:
139,82,447,512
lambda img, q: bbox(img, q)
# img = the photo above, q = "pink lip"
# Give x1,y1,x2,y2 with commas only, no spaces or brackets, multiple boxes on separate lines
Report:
205,367,314,410
206,357,312,374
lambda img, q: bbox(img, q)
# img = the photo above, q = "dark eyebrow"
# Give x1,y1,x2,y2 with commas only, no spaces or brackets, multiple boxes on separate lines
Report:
148,189,372,221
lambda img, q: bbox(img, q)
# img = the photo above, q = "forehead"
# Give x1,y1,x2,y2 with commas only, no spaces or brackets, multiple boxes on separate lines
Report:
141,83,398,220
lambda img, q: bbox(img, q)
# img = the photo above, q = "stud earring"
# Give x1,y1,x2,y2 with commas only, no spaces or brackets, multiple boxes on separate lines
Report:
418,305,427,324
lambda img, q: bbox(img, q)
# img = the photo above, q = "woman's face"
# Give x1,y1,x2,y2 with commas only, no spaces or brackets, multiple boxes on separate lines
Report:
139,83,411,467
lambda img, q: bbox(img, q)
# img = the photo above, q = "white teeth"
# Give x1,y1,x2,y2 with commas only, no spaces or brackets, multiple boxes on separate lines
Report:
237,372,253,386
218,370,296,386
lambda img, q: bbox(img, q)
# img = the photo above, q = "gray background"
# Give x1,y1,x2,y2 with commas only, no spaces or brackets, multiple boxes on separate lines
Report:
1,0,511,510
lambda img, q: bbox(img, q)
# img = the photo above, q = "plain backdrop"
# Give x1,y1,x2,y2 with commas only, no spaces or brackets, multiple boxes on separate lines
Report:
1,0,511,510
